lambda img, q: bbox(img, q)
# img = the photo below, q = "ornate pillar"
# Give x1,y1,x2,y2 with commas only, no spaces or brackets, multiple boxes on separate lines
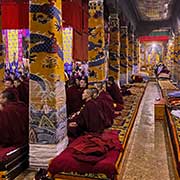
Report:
133,38,139,74
0,7,4,90
174,33,179,81
88,0,106,83
128,30,134,82
178,31,180,83
120,26,128,85
108,13,120,84
169,38,175,80
29,0,68,167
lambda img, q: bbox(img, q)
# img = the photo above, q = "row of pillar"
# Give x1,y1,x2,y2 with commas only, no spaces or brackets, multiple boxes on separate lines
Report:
0,0,140,167
88,2,140,85
33,0,140,166
165,31,180,83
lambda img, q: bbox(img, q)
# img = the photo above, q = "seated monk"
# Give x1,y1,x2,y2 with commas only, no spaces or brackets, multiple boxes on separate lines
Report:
4,78,19,101
68,89,106,138
131,74,143,83
0,91,28,147
79,79,88,95
14,77,29,105
66,79,83,116
94,83,114,127
106,76,124,111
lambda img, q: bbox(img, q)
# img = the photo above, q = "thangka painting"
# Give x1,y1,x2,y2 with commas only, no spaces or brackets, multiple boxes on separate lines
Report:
2,29,29,76
62,27,73,64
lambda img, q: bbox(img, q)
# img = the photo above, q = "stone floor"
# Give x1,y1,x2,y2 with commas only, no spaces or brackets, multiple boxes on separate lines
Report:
14,169,36,180
119,81,178,180
16,82,179,180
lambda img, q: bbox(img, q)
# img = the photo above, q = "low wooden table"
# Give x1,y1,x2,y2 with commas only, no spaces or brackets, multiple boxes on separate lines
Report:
154,98,166,120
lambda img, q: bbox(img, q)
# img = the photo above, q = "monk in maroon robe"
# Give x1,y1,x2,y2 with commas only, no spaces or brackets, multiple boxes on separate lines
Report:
4,78,19,101
107,76,124,111
94,83,114,127
14,78,29,105
68,89,106,138
79,79,88,96
66,79,83,116
0,91,28,147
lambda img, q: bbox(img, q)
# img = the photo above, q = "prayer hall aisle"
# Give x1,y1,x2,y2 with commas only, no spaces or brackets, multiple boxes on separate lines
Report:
119,81,178,180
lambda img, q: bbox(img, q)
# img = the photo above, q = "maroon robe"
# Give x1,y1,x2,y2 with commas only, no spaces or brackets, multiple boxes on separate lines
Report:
16,82,29,105
66,86,83,116
68,99,106,137
0,102,28,147
107,83,124,111
4,87,19,101
96,91,114,127
107,83,123,104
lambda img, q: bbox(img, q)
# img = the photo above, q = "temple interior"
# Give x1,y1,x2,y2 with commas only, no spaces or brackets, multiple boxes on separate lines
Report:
0,0,180,180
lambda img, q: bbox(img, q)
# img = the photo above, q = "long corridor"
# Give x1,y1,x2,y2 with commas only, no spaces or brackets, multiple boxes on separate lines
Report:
119,82,178,180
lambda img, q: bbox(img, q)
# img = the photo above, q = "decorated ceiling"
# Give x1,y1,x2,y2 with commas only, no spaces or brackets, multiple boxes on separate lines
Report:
134,0,175,21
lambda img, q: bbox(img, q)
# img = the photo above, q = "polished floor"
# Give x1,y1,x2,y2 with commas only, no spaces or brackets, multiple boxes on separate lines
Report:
16,82,178,180
15,169,36,180
119,81,178,180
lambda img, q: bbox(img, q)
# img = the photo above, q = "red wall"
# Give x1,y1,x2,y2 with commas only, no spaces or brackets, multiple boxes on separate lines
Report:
62,0,88,61
1,2,29,29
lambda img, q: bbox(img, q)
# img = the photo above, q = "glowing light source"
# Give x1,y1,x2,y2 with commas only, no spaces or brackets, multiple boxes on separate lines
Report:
152,43,157,49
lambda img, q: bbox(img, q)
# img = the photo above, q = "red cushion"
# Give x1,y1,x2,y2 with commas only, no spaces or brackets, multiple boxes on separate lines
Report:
48,130,122,178
48,148,120,179
0,147,17,161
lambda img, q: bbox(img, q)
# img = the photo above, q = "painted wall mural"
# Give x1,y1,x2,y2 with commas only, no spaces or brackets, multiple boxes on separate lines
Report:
120,26,128,84
29,0,67,144
88,0,106,82
108,13,120,81
139,42,163,75
146,44,162,64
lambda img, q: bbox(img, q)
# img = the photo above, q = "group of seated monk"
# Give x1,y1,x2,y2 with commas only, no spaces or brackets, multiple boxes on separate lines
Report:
0,75,29,147
4,75,29,105
66,76,124,139
66,77,88,116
